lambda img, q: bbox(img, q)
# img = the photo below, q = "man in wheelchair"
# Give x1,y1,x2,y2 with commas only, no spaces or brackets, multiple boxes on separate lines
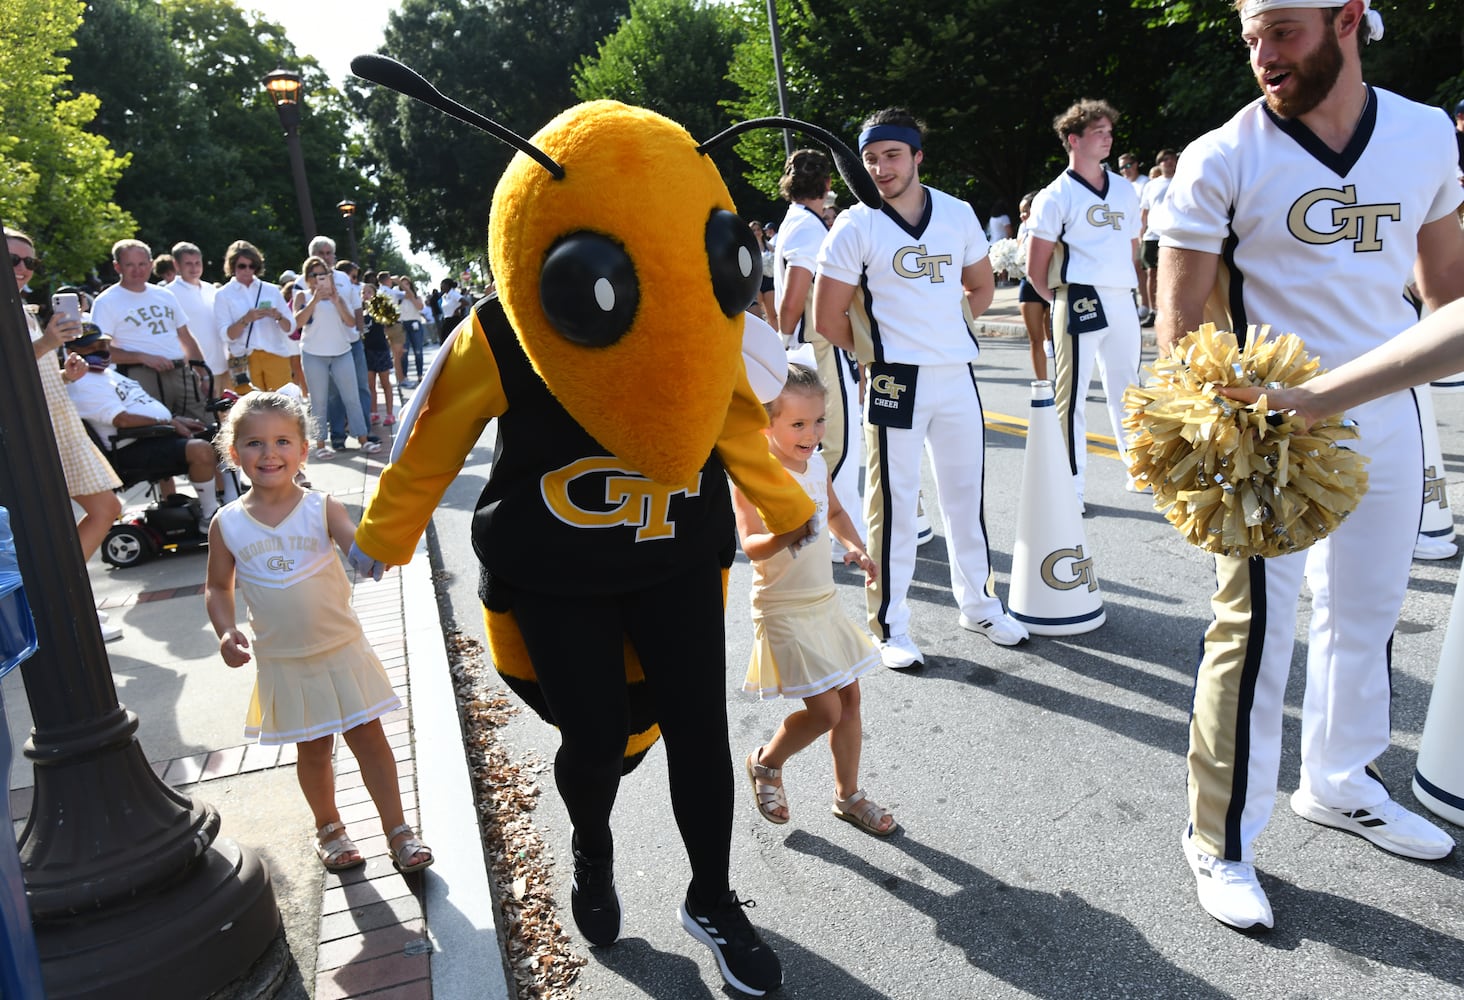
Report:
65,342,224,526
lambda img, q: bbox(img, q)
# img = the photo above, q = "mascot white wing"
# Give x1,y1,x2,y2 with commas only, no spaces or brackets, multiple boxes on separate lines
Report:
388,315,469,465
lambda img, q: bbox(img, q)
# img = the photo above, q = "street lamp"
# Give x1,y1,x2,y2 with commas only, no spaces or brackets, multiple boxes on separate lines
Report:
765,0,793,158
263,67,318,240
338,199,358,264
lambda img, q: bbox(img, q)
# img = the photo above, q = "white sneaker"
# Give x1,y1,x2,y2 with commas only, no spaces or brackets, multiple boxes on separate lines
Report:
1290,789,1455,860
1413,533,1458,560
958,612,1029,646
1182,829,1273,929
879,634,923,670
99,619,123,643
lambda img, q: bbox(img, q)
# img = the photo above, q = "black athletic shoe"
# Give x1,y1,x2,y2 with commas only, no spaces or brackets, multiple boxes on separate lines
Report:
570,835,621,946
679,886,783,995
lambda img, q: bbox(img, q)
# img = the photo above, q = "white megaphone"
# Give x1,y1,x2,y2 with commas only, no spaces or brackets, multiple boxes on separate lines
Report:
1414,386,1456,559
1413,571,1464,827
1009,380,1105,635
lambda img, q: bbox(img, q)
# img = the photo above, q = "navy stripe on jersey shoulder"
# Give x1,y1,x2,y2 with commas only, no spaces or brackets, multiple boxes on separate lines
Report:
1262,85,1377,178
1066,169,1109,200
880,187,934,239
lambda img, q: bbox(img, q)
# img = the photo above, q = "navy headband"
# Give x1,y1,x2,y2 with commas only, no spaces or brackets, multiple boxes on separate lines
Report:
858,124,922,152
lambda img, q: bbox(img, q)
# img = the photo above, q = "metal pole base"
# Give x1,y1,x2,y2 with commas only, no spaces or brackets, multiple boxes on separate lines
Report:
34,837,280,999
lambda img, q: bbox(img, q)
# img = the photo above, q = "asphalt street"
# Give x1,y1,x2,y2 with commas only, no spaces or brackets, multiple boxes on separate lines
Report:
426,327,1464,999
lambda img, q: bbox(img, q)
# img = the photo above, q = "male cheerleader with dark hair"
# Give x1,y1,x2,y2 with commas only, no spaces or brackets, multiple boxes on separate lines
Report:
1157,0,1464,930
1027,99,1144,506
813,108,1027,671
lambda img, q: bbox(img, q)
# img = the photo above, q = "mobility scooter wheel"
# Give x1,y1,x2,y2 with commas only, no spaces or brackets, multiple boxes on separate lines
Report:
101,525,156,568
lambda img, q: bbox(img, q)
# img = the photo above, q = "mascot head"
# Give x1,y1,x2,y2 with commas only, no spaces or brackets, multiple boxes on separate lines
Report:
351,55,878,486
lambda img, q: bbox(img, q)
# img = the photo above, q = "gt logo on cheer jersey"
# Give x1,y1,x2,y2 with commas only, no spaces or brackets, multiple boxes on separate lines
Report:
266,555,296,573
542,457,702,542
892,244,954,283
1287,185,1401,253
1086,205,1124,230
1041,546,1097,592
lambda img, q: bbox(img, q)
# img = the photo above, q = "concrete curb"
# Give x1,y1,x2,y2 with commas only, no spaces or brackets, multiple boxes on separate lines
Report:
402,539,513,1000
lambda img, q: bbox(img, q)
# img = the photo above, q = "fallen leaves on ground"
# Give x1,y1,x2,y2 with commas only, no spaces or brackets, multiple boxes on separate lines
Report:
445,629,585,999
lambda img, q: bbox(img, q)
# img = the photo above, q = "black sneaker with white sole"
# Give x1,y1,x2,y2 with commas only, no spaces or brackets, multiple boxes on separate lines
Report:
679,886,782,995
570,835,621,946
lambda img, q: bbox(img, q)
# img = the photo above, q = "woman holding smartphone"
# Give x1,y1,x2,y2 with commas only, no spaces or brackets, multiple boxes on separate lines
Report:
7,227,124,640
293,256,379,459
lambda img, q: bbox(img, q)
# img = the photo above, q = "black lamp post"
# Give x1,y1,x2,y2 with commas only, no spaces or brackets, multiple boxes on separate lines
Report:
765,0,793,158
263,67,318,240
1,224,279,996
338,199,358,264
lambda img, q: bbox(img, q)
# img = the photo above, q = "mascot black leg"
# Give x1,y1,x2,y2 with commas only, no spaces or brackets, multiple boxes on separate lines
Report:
513,592,630,947
625,564,734,899
628,565,783,995
513,593,628,853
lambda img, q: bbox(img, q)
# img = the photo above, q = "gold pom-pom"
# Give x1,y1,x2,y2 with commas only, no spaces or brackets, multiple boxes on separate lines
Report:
1122,323,1369,559
365,293,401,326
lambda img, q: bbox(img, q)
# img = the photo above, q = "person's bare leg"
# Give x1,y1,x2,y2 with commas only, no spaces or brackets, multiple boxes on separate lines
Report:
74,490,122,562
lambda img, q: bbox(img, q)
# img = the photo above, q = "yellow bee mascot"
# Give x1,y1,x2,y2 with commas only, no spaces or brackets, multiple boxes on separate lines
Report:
348,55,878,996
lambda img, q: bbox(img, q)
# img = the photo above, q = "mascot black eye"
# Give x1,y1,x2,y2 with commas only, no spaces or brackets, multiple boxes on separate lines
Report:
539,232,640,347
705,209,761,318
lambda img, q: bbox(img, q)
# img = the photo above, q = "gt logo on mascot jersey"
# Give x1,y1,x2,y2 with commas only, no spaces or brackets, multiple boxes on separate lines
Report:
541,456,703,542
1287,185,1401,253
892,245,954,282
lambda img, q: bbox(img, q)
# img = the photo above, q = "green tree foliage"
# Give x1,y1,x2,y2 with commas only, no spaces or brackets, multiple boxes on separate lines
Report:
0,0,133,281
350,0,629,268
728,0,1462,221
69,0,370,282
1138,0,1464,130
729,0,1196,220
572,0,776,221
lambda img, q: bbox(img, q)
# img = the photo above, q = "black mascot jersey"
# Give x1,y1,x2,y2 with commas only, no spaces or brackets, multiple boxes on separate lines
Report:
472,297,735,607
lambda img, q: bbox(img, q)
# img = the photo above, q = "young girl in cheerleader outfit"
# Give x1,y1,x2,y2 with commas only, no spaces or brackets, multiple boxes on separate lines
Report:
205,391,433,873
737,364,896,836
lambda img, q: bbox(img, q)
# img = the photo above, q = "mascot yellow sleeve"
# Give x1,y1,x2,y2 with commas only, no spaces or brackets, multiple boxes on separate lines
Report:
355,319,506,566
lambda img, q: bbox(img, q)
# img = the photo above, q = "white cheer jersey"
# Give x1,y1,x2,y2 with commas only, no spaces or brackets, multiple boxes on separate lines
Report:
1159,87,1461,365
774,202,829,343
1029,168,1141,290
817,186,988,366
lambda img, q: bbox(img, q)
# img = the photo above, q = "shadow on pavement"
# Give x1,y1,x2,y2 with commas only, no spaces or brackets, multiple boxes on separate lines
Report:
591,931,899,1000
785,828,1230,999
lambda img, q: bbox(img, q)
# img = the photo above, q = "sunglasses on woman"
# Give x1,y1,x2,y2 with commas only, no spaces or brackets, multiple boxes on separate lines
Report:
10,254,39,270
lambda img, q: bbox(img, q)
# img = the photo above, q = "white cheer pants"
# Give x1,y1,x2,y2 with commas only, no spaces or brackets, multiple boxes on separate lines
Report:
1187,389,1422,862
863,362,1003,639
1051,284,1141,499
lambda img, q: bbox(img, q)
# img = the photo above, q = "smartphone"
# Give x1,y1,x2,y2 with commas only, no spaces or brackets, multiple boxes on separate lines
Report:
51,292,81,327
